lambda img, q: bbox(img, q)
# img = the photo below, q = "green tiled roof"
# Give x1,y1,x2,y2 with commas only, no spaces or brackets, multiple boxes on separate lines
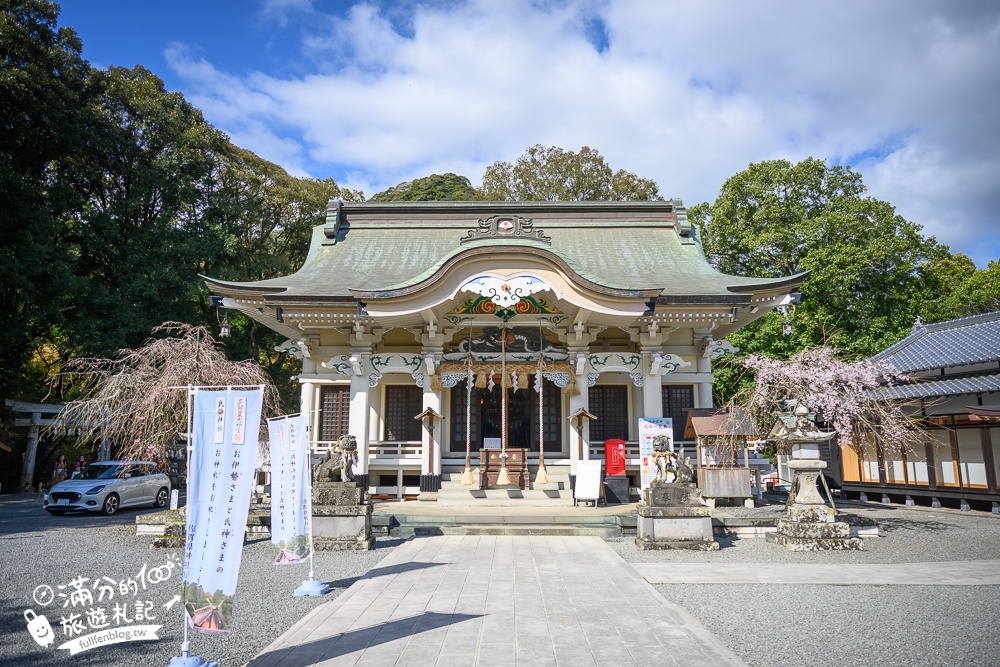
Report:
203,201,805,302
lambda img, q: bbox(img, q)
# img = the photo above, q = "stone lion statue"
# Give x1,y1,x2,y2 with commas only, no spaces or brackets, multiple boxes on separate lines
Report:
651,435,694,484
652,435,671,483
314,434,358,483
668,451,695,484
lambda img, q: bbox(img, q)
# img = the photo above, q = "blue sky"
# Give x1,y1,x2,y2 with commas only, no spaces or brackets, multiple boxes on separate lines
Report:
59,0,1000,267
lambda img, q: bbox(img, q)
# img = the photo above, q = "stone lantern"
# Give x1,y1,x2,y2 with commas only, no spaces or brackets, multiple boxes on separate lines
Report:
765,404,861,551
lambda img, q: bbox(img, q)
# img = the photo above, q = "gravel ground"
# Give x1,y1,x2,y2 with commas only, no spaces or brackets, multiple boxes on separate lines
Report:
3,494,998,667
609,499,1000,667
614,499,1000,564
0,495,398,667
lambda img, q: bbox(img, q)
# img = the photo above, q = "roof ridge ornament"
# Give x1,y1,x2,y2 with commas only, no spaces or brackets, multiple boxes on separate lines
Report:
460,214,551,245
323,199,343,244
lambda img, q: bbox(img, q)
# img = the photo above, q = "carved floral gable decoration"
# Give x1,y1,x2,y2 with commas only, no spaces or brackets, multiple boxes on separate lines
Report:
455,275,558,322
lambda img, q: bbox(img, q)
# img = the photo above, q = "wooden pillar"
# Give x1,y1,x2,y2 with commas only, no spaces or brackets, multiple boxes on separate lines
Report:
299,379,316,442
641,352,663,420
948,429,963,487
349,360,370,476
982,426,996,494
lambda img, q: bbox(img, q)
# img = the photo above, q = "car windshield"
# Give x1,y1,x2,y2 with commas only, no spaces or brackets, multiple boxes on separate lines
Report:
76,464,122,480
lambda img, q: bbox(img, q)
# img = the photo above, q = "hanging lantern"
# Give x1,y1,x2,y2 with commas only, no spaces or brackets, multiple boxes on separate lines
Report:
782,320,793,337
219,320,231,338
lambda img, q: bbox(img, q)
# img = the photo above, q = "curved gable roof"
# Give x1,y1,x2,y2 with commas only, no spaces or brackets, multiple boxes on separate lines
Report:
203,201,806,304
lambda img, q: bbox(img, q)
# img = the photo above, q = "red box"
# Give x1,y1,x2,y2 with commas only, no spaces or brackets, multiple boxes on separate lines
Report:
604,439,627,476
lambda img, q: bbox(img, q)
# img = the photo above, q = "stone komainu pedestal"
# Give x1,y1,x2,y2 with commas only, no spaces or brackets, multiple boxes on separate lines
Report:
312,481,374,551
635,482,719,551
765,460,862,551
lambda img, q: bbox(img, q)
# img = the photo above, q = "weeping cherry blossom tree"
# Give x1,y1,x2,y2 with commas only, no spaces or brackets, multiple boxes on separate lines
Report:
48,323,281,462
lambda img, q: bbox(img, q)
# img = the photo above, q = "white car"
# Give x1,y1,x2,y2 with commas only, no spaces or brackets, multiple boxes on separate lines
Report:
44,461,171,516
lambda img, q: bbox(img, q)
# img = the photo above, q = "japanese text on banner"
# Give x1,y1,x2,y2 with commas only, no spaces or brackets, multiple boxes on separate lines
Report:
183,388,263,635
267,414,311,564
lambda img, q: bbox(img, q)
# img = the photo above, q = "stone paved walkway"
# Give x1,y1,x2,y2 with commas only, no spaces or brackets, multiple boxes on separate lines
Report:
633,559,1000,586
248,536,746,667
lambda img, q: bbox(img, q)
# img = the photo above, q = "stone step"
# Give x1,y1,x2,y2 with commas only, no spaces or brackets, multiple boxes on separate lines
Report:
385,513,621,526
436,494,575,507
388,523,620,538
438,480,570,493
438,486,571,499
439,471,571,484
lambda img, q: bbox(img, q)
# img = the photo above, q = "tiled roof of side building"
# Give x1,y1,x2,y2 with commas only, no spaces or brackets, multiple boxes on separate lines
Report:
869,311,1000,373
876,372,1000,400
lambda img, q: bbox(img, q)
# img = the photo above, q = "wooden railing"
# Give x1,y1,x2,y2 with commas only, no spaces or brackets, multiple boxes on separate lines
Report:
587,441,696,467
313,440,424,465
370,441,423,458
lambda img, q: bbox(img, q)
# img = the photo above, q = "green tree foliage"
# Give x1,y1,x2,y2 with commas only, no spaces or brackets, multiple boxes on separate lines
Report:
193,148,362,405
64,64,225,356
0,0,90,398
478,144,662,201
915,251,978,323
696,158,950,400
921,259,1000,321
202,144,362,281
370,173,477,202
0,0,359,412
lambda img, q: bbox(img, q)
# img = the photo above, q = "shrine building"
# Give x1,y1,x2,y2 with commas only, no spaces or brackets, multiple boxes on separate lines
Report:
203,200,806,502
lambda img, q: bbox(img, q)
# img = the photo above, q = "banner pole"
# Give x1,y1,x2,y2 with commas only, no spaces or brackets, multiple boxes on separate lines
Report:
294,417,329,596
167,384,217,667
182,385,191,651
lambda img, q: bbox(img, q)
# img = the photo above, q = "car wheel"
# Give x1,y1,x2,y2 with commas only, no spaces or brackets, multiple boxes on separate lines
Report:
46,509,66,516
154,487,169,508
102,493,120,516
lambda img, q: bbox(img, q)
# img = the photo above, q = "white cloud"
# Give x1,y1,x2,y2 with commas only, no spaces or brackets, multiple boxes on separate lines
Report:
167,0,1000,266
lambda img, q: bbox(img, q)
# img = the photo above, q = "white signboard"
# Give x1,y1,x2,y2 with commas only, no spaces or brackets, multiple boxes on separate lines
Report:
184,388,263,635
483,438,502,450
574,460,603,503
638,418,673,490
267,414,311,565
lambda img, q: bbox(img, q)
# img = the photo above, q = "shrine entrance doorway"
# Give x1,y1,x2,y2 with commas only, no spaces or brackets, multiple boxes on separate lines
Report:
448,379,562,455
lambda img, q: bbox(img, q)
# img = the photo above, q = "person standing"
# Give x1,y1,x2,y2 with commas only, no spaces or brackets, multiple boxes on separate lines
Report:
51,456,67,485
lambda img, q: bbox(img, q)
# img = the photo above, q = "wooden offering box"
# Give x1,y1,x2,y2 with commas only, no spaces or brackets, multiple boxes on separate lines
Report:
479,448,529,489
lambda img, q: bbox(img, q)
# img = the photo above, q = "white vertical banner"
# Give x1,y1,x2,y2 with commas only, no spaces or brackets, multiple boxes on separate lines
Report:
638,417,673,489
183,388,263,635
267,414,311,565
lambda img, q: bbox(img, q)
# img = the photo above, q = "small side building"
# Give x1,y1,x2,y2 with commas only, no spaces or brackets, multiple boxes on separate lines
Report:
840,312,1000,512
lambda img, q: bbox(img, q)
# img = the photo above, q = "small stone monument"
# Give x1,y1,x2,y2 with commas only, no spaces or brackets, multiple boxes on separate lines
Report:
765,405,862,551
311,435,374,551
636,436,719,550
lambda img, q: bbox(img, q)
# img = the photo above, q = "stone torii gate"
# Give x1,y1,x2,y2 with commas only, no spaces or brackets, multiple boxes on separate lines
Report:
5,399,110,492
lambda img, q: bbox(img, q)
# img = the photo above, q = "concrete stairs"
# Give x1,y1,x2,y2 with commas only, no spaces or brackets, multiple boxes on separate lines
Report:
435,465,575,507
373,511,626,539
372,463,633,537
